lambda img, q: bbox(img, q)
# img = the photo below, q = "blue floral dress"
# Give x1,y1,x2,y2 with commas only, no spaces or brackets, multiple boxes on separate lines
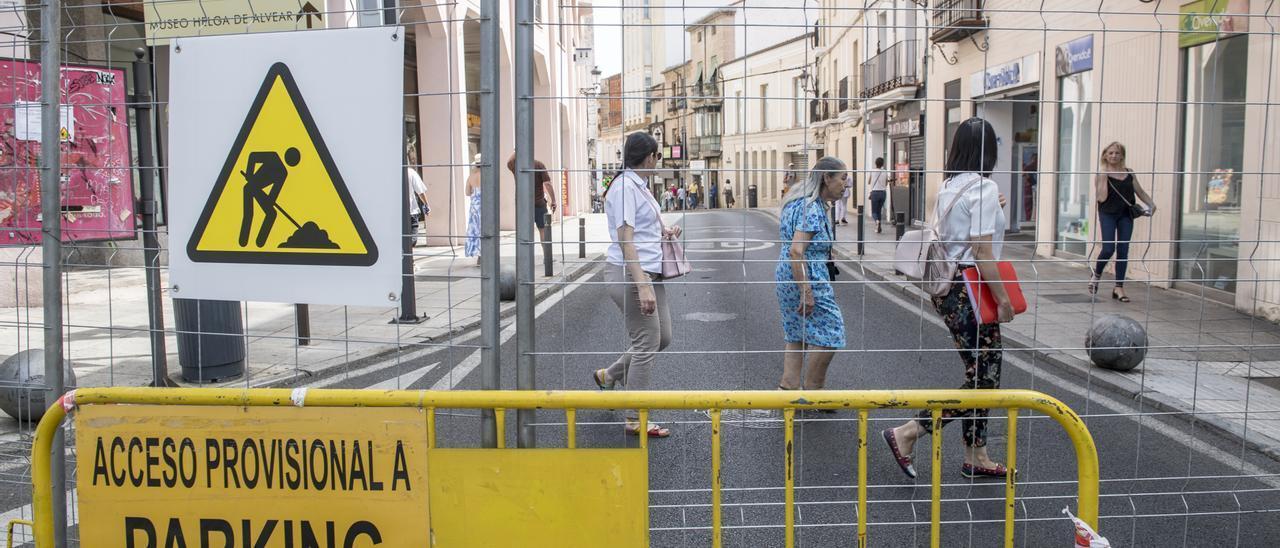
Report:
775,199,845,348
464,188,482,257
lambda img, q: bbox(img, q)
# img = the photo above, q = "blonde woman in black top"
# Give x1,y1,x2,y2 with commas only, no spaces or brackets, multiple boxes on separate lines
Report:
1090,142,1156,302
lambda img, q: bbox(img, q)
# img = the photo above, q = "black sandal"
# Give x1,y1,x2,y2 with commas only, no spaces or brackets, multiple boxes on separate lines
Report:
1112,290,1130,303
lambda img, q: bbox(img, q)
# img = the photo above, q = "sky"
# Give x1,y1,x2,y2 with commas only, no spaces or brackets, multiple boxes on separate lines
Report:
591,1,720,78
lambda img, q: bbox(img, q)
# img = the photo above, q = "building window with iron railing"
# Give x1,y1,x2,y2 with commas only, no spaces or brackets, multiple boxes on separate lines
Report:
932,0,987,42
860,40,919,98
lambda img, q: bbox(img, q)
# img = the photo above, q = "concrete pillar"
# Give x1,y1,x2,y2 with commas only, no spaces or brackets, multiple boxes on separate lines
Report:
415,18,470,247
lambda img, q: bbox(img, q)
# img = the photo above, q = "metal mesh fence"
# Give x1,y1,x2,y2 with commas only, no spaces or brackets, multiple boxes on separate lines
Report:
3,0,1280,546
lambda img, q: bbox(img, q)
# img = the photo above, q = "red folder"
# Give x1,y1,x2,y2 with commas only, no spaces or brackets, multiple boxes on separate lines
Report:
960,262,1027,325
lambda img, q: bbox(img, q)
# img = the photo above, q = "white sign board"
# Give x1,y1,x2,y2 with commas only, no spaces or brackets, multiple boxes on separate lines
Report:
689,159,706,176
168,27,403,307
970,53,1041,98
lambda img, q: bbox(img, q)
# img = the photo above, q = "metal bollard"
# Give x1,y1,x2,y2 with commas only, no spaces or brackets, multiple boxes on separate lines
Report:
856,205,865,256
295,304,310,346
543,213,553,277
579,217,586,259
895,212,907,241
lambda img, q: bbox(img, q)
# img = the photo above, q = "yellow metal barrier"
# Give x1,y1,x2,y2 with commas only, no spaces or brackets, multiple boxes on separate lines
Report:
6,519,33,548
31,387,1099,547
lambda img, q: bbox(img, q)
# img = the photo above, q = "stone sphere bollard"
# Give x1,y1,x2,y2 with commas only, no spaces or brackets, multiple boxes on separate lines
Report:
1085,314,1148,372
0,349,78,422
499,264,517,301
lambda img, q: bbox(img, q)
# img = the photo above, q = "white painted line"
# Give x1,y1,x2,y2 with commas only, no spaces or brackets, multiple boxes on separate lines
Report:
366,362,439,391
307,345,442,389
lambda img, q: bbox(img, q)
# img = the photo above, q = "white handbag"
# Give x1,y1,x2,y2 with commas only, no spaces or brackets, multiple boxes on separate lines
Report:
893,177,980,297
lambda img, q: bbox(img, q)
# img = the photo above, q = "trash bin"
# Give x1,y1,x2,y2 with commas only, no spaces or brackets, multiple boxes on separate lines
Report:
172,298,245,383
747,184,758,208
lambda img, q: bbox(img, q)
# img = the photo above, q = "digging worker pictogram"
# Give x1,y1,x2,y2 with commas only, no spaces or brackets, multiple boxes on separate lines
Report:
239,147,302,247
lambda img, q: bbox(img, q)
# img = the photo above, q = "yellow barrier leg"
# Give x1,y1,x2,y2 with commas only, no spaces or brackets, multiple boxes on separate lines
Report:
784,408,795,548
711,409,723,548
495,408,506,448
1005,409,1019,548
931,409,943,548
857,410,868,548
7,519,33,548
566,408,577,449
426,407,436,449
638,409,649,450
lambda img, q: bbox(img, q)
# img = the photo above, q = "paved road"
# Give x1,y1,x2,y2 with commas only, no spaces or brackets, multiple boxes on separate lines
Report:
5,209,1280,546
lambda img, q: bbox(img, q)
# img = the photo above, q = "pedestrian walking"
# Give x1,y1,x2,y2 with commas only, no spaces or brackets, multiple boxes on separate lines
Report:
867,157,890,233
593,131,680,438
663,185,674,211
464,154,482,264
724,179,735,208
775,156,848,393
506,153,558,250
882,118,1015,480
1090,142,1155,303
835,169,852,225
690,181,701,209
406,145,430,248
781,163,796,198
710,180,719,209
677,185,687,211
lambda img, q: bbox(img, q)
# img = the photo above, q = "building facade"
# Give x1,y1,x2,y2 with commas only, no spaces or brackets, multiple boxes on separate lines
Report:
722,34,816,208
923,0,1279,318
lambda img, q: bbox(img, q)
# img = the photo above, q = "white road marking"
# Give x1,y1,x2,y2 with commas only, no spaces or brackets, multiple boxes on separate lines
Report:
365,362,440,391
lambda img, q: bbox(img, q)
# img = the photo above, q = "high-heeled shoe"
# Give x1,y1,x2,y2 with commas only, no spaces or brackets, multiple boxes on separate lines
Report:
1088,275,1099,295
1112,289,1130,303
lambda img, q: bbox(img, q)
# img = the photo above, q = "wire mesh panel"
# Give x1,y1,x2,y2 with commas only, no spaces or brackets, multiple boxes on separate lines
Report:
7,0,1280,546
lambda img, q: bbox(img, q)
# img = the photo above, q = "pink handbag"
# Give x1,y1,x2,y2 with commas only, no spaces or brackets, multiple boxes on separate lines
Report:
661,236,692,279
647,195,692,279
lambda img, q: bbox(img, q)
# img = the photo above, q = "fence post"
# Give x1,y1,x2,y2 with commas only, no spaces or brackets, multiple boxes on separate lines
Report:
478,0,502,448
130,48,175,387
514,0,537,448
856,205,865,256
39,0,67,544
393,147,427,325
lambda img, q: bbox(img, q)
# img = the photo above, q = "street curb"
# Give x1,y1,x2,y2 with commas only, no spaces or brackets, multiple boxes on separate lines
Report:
245,251,608,389
756,207,1280,462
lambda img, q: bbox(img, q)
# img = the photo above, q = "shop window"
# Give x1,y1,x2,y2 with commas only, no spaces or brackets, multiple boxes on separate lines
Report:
1177,35,1247,293
1055,72,1093,255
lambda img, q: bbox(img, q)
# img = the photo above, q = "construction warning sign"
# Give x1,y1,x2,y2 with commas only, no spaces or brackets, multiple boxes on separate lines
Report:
168,27,402,306
75,405,432,547
186,62,377,266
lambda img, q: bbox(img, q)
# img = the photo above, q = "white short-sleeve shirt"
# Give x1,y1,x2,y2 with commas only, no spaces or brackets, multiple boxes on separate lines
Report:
935,172,1005,265
606,170,664,273
406,167,427,213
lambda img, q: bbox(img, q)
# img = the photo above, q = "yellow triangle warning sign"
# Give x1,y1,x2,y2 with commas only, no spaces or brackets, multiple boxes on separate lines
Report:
187,62,378,266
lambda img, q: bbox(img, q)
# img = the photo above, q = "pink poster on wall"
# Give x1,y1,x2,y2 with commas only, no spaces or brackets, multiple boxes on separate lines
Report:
0,60,134,245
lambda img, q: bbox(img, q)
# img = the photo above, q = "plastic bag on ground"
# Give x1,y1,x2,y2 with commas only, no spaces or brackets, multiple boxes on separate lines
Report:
1064,507,1111,547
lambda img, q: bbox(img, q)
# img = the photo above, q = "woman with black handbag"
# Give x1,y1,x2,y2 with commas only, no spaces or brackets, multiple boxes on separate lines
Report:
1090,142,1156,303
775,156,848,396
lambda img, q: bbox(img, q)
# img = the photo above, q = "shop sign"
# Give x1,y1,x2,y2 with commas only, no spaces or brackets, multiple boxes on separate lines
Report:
867,109,887,132
670,145,683,160
970,53,1041,98
1180,0,1250,48
887,102,922,139
1055,35,1094,77
145,0,326,46
689,160,706,176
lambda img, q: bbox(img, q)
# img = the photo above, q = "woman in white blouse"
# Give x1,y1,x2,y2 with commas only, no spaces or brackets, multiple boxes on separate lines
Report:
592,131,682,438
882,118,1015,480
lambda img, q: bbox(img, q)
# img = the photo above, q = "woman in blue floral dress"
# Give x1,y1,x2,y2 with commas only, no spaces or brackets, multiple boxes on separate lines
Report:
464,155,482,263
776,156,849,391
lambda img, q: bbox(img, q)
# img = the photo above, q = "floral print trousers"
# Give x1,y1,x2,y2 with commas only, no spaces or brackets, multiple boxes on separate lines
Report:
914,278,1003,447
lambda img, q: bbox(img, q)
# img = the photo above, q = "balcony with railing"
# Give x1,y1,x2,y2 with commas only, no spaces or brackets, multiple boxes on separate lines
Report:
932,0,987,43
699,135,721,157
860,40,919,99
